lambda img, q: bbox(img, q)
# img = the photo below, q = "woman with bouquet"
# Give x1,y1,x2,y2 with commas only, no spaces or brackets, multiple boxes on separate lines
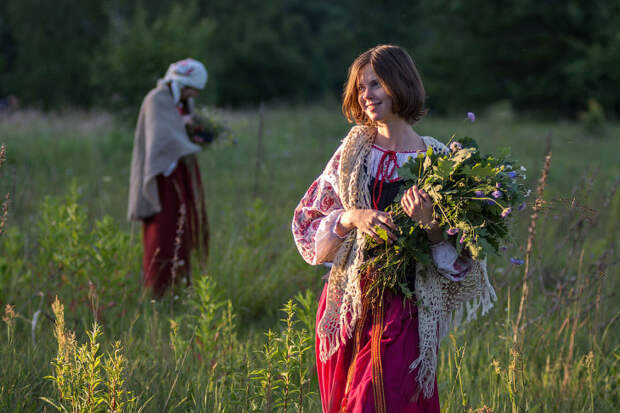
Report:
292,45,496,412
128,58,210,298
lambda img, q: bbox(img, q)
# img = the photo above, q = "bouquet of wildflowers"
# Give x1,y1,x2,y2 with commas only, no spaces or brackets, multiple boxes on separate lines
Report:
364,135,529,299
186,108,234,146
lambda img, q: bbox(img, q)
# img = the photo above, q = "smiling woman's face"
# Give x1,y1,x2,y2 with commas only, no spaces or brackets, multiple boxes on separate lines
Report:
356,65,396,124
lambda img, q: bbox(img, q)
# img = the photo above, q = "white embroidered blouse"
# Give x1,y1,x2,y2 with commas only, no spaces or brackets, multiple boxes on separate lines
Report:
292,139,471,281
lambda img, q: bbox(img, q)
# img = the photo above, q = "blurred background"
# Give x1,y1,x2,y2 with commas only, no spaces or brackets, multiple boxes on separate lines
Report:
1,0,619,118
0,2,618,411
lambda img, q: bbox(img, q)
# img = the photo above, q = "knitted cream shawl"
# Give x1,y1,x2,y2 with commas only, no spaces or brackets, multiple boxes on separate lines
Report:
317,125,497,398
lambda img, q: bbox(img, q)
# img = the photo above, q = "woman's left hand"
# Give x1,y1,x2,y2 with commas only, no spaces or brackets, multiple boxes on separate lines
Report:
401,185,435,227
402,185,443,243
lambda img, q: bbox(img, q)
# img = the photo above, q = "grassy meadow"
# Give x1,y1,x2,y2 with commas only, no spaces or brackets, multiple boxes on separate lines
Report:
0,105,618,412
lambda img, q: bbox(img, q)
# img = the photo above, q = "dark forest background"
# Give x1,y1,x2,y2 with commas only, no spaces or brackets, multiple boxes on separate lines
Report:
1,0,619,117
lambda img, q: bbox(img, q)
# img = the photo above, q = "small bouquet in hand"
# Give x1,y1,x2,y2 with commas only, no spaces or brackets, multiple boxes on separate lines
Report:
186,108,234,146
364,135,529,299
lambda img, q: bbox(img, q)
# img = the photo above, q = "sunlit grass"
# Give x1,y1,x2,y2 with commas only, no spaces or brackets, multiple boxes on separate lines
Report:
0,106,618,411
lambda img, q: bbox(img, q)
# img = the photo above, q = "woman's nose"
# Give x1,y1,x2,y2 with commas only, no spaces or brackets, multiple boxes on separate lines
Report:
361,88,373,101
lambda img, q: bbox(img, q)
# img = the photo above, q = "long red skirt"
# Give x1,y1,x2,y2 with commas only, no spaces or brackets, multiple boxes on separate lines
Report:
316,283,440,412
142,158,208,297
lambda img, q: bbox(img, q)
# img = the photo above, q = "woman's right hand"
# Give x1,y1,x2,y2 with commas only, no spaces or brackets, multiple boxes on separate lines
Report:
336,209,397,244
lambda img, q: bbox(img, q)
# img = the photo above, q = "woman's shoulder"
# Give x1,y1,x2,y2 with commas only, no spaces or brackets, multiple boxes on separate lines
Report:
340,124,375,147
421,135,450,155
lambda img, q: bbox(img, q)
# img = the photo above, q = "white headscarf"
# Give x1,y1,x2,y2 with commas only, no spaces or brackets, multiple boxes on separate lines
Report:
163,58,208,104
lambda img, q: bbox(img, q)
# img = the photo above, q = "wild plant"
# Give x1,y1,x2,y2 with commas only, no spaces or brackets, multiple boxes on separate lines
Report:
0,143,9,237
250,298,316,413
514,140,552,342
34,187,140,321
102,341,133,412
276,301,297,413
252,329,279,412
42,297,134,412
2,304,17,347
169,202,187,314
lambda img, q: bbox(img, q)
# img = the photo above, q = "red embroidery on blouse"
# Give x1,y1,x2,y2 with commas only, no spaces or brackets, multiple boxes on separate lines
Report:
292,147,343,264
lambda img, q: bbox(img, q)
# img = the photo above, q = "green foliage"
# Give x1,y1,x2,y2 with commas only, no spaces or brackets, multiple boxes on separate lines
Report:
365,137,528,298
31,184,140,321
417,0,620,117
251,299,316,412
4,0,620,116
1,0,107,107
0,108,618,411
578,99,607,134
91,1,214,110
42,297,134,412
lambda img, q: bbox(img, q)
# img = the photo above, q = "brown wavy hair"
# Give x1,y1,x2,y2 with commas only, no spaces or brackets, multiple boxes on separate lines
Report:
342,44,426,125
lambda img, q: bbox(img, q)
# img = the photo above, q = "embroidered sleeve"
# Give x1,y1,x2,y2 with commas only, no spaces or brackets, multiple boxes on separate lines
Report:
430,241,472,281
292,145,347,265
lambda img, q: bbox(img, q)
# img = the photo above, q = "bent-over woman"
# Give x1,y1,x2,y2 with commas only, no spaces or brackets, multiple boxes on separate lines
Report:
128,58,210,297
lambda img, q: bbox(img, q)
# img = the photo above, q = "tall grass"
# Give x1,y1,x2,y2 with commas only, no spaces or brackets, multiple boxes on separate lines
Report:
0,106,618,411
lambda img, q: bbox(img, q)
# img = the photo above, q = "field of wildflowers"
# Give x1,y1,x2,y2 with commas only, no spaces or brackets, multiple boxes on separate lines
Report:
0,106,618,411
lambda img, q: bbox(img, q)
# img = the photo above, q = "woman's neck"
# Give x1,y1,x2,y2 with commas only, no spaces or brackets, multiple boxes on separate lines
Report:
374,118,424,152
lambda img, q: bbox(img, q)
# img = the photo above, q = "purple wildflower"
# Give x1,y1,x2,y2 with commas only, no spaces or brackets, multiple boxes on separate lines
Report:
474,190,485,197
492,190,502,199
496,182,502,188
447,228,459,235
508,171,517,179
500,245,508,252
467,112,476,122
510,258,525,265
501,207,512,218
518,201,527,211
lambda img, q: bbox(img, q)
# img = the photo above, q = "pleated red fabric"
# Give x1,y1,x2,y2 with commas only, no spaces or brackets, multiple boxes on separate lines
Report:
315,283,440,413
141,158,208,297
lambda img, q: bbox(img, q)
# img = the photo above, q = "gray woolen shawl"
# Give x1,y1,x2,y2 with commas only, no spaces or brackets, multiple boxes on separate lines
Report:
127,81,201,221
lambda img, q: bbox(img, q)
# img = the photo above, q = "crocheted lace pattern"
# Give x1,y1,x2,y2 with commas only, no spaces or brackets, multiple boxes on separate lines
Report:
316,125,497,398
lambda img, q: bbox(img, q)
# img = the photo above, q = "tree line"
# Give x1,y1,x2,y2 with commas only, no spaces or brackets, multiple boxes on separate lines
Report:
1,0,618,117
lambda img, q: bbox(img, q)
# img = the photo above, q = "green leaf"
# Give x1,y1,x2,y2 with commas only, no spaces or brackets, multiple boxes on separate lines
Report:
458,136,479,150
423,153,432,172
435,158,454,179
375,226,388,242
451,147,476,164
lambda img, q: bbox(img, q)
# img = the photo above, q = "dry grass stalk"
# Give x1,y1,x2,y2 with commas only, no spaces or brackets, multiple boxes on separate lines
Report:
0,144,6,168
170,202,187,311
0,144,8,236
514,137,552,343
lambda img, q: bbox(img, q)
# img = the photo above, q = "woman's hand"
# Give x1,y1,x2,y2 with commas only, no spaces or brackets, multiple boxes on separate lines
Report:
401,186,443,244
401,186,434,226
336,209,397,244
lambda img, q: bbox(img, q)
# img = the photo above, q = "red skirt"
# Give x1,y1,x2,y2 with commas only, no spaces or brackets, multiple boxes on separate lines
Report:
142,157,209,297
316,283,440,413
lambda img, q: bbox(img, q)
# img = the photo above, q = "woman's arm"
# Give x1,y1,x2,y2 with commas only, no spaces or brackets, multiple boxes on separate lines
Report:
336,209,397,243
292,147,347,265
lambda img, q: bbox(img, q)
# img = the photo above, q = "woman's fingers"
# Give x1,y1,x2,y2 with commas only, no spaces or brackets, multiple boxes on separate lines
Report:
364,211,397,243
412,186,422,207
419,188,431,206
402,190,415,216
